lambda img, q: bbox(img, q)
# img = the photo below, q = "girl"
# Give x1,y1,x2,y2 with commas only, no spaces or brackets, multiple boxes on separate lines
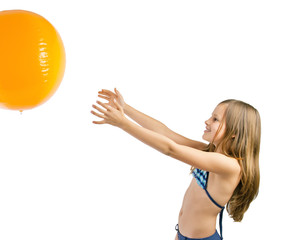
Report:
91,88,261,240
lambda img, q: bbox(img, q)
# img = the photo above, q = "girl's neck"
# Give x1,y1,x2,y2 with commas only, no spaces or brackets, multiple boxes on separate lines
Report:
214,144,224,154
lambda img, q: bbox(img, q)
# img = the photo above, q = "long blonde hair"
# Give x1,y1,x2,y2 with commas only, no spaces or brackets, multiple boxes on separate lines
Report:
206,99,261,222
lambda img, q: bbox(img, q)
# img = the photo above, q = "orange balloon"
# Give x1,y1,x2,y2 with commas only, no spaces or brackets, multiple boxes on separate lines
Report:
0,10,66,111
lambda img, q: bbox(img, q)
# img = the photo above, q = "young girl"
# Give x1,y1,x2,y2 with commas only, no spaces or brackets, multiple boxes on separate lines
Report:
91,88,261,240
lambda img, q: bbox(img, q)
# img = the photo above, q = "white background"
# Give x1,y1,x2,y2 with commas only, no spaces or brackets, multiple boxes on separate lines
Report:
0,1,280,239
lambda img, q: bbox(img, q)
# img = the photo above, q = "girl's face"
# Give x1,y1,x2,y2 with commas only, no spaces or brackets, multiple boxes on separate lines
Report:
203,104,227,146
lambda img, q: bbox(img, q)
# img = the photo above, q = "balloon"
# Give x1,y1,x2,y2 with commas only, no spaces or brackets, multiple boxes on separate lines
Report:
0,10,66,111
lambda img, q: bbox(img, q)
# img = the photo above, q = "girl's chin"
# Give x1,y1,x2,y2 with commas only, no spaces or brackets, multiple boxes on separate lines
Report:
202,134,212,143
202,132,208,139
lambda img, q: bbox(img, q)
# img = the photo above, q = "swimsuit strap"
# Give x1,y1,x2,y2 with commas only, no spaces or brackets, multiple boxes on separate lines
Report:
192,169,225,240
204,188,225,240
219,207,224,240
205,172,225,240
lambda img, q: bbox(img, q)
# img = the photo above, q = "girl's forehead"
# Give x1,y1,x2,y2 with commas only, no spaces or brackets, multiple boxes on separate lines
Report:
212,104,227,116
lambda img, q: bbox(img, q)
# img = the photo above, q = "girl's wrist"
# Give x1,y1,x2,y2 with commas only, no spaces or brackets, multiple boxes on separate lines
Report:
120,116,130,130
123,102,128,114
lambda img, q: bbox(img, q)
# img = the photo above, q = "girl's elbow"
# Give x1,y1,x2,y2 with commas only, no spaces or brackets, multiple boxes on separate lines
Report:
165,141,175,156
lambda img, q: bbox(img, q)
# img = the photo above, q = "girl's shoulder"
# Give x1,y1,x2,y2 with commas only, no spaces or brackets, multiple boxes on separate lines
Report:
168,142,241,175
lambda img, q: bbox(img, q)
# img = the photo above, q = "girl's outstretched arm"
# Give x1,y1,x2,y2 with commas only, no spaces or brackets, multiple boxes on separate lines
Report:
91,99,174,155
121,117,239,175
91,99,239,175
125,103,207,150
122,115,239,174
98,88,207,150
120,116,174,155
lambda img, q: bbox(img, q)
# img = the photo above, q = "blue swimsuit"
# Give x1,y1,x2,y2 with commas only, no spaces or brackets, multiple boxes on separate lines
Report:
175,168,225,240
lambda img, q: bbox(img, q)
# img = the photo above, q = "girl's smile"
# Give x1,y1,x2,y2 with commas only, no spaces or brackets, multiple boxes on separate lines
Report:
202,104,227,146
204,126,211,133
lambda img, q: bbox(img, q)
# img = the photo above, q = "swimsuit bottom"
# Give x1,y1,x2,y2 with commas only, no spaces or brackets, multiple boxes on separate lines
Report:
175,224,221,240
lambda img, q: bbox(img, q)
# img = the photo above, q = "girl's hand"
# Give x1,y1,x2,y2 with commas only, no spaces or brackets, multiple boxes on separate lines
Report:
98,88,125,109
91,98,127,128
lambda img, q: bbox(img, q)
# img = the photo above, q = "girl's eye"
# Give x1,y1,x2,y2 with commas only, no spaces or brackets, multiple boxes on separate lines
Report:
214,118,218,122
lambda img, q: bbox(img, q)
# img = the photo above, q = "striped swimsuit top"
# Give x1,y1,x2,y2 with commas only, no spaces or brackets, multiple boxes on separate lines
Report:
192,168,225,240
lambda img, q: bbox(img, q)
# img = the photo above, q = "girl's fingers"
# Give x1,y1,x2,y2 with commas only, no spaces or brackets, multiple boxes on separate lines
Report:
114,88,121,97
99,89,116,97
112,99,118,108
93,120,106,124
92,103,108,114
101,89,113,93
113,99,120,110
98,91,117,103
91,109,106,119
96,101,112,111
92,89,122,126
98,91,111,96
114,99,123,112
98,95,110,101
114,88,120,95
